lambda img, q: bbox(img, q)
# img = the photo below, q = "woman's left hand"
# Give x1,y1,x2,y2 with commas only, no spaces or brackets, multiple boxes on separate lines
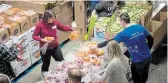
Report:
71,21,77,30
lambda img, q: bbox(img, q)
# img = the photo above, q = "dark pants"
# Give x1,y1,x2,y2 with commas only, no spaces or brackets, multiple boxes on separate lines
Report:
41,46,64,72
131,57,151,83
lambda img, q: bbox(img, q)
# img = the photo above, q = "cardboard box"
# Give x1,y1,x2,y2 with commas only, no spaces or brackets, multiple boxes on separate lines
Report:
139,4,153,26
0,28,9,43
145,20,165,48
24,13,39,27
5,20,21,36
152,11,167,22
16,31,29,48
74,1,87,40
151,5,167,30
52,1,72,15
56,8,73,24
27,27,35,41
30,50,41,64
18,18,31,33
10,55,31,76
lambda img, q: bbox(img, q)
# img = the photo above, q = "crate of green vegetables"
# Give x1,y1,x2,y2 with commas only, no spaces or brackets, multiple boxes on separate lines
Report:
119,4,153,26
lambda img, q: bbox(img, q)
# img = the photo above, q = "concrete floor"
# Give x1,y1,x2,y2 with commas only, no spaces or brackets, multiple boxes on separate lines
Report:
17,41,167,83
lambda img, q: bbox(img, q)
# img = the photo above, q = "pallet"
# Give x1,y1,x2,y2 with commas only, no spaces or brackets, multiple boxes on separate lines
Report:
11,39,70,83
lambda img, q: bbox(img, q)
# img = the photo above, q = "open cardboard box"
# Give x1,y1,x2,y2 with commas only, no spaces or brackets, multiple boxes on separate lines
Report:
124,4,153,26
145,20,166,48
137,4,153,26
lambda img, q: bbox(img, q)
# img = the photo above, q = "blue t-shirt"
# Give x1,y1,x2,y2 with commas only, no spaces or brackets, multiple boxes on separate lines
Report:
114,24,151,62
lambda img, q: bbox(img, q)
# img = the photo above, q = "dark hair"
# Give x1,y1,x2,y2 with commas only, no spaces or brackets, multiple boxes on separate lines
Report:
68,68,82,82
42,10,54,23
0,74,10,83
119,12,130,23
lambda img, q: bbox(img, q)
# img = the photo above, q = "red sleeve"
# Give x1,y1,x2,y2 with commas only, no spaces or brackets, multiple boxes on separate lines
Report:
54,20,73,31
33,23,42,41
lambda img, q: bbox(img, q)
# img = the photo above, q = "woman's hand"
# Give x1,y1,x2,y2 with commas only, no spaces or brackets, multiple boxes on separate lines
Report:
41,39,52,43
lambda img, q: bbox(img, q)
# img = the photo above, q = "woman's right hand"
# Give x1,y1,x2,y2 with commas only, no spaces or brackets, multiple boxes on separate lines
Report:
41,39,52,43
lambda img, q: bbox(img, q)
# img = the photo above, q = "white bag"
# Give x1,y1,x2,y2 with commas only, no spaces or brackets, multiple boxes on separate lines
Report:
40,43,48,55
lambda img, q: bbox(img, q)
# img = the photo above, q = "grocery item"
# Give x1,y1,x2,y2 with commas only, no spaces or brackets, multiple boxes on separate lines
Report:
18,10,36,16
69,30,80,40
96,49,104,56
8,14,27,22
4,8,21,15
44,37,55,42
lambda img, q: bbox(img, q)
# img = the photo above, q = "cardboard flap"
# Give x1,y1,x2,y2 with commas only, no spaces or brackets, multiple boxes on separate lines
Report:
160,5,167,12
151,20,162,32
160,12,168,22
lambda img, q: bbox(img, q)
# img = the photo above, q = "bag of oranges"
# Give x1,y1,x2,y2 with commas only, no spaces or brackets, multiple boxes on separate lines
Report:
69,30,80,40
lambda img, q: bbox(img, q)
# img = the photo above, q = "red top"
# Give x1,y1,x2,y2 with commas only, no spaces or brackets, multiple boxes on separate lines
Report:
33,20,72,49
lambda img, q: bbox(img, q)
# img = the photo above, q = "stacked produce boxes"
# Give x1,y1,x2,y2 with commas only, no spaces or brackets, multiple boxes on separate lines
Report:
145,5,167,48
0,7,39,43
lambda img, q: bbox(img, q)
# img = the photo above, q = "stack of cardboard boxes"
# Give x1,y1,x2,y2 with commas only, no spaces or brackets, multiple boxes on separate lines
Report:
145,5,167,48
5,27,40,76
0,7,39,43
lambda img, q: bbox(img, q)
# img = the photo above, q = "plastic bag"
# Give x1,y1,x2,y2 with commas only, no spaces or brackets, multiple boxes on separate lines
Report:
40,43,48,55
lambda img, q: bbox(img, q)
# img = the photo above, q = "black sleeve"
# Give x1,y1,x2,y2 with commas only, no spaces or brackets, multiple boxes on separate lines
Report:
97,38,113,48
146,35,154,49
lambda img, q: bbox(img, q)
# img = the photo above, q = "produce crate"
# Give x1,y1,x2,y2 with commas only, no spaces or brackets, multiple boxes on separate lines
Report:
145,20,164,48
138,4,153,26
119,4,153,26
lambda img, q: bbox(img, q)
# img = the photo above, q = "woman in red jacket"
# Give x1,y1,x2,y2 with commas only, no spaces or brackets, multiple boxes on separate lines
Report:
33,11,75,77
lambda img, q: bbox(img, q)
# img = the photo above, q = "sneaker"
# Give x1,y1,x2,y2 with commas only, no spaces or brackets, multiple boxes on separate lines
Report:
41,71,48,79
